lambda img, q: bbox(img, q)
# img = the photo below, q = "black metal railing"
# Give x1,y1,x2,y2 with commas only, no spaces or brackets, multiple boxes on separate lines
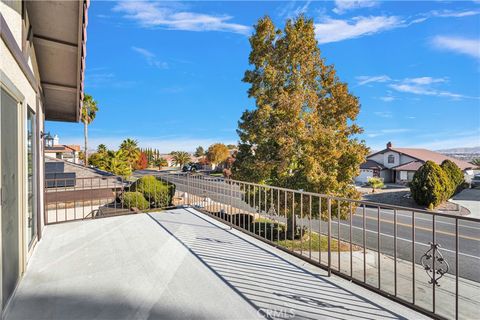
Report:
159,172,479,320
44,174,182,224
44,171,479,319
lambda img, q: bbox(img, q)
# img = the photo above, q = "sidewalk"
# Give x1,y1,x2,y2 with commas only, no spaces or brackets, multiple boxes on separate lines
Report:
451,188,480,219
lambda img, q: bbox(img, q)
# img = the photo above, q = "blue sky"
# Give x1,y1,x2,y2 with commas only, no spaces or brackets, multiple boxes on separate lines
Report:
48,0,480,152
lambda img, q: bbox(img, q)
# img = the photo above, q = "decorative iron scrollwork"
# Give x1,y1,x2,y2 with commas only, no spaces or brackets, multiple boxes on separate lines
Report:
420,242,449,286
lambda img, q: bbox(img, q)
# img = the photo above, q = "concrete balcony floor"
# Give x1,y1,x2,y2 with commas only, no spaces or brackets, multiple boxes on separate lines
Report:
5,208,429,320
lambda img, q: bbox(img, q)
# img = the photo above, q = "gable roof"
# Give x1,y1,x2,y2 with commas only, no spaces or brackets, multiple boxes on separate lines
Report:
360,160,385,170
368,147,474,171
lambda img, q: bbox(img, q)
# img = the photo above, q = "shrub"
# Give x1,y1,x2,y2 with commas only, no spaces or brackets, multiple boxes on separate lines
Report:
131,175,175,208
367,177,384,193
410,161,450,208
122,192,149,210
441,160,464,197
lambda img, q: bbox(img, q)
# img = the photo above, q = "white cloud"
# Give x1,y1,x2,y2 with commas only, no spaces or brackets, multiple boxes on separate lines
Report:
431,36,480,60
278,0,312,19
404,77,447,85
356,74,473,100
314,16,402,44
366,128,411,138
131,46,168,69
429,10,480,18
379,96,395,102
356,75,391,86
373,111,392,118
113,1,250,35
389,83,466,99
333,0,378,14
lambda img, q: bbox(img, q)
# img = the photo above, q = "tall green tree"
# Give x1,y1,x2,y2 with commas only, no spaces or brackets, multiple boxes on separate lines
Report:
120,138,140,169
233,15,368,199
81,94,98,167
171,151,191,168
194,146,205,157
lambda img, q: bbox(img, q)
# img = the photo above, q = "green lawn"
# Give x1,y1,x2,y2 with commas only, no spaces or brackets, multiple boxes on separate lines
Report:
209,173,224,177
252,217,352,252
276,231,351,252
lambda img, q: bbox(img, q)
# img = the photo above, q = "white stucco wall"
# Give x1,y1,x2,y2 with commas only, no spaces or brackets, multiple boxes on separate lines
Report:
368,153,384,164
0,1,23,48
1,7,45,280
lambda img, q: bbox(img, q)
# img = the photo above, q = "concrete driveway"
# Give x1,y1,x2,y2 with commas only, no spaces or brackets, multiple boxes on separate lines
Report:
451,188,480,219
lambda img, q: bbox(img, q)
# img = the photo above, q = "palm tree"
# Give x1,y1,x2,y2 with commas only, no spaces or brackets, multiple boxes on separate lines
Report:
97,144,108,153
81,94,98,167
120,138,140,169
107,150,131,178
472,158,480,167
172,151,191,168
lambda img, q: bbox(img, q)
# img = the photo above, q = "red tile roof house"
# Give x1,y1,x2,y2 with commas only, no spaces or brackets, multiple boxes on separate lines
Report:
356,142,475,184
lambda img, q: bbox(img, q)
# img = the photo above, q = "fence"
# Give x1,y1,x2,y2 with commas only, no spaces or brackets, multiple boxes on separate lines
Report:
44,171,480,319
44,174,183,224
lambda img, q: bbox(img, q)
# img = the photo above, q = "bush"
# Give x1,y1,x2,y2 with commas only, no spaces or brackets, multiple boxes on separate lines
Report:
410,161,450,208
367,177,384,193
122,192,149,210
131,175,175,208
441,160,464,197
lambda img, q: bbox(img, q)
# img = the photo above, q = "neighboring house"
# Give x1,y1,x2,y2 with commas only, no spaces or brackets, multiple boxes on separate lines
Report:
160,154,198,167
45,144,81,164
0,0,88,314
356,142,475,184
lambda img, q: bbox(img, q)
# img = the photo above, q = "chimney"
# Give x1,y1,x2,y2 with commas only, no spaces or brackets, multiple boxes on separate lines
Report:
386,141,392,149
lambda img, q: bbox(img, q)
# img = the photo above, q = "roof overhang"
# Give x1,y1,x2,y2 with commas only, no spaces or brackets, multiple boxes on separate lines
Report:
27,0,89,122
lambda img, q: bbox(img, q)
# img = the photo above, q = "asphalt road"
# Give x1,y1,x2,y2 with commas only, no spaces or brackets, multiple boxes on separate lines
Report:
154,172,480,284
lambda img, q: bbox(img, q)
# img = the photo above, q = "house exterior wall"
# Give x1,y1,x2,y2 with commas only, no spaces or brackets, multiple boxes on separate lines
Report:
380,169,391,183
0,1,45,315
356,169,373,183
363,151,418,183
399,154,416,165
368,153,384,164
382,151,400,168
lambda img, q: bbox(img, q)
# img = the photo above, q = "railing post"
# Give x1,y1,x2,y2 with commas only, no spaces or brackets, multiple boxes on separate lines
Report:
186,173,190,206
327,197,332,277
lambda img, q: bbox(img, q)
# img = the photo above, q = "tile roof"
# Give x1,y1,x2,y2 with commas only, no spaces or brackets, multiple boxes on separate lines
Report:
391,161,424,171
360,160,386,170
45,145,80,153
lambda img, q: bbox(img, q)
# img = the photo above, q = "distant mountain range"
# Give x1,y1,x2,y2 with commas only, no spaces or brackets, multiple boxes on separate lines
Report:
436,146,480,153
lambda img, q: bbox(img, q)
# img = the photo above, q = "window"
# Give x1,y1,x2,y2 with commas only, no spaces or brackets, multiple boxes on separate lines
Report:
27,108,37,248
387,155,395,164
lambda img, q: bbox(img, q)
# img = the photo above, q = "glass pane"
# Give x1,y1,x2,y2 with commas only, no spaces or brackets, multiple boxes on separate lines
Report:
1,88,19,307
27,108,36,247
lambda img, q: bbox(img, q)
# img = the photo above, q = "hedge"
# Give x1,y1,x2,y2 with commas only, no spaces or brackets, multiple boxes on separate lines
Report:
131,175,175,208
410,161,450,208
122,192,149,210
